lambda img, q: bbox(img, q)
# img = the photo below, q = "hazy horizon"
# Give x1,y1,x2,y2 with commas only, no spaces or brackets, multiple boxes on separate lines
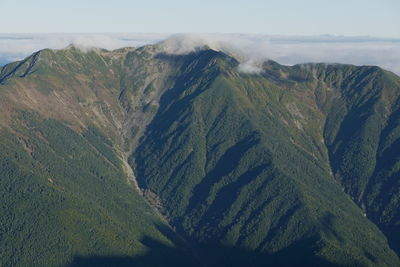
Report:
1,0,399,38
2,1,399,73
1,33,400,75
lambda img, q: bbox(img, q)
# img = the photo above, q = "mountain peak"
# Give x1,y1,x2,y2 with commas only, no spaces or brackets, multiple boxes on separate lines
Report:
1,43,400,266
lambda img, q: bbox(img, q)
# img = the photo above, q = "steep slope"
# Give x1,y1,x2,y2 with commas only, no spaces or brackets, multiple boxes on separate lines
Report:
0,47,197,266
1,44,400,266
306,63,400,255
134,52,400,266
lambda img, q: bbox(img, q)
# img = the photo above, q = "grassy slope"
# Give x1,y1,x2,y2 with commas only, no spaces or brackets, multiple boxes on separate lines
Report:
135,51,399,266
1,46,400,266
0,48,196,266
308,63,400,255
0,114,182,266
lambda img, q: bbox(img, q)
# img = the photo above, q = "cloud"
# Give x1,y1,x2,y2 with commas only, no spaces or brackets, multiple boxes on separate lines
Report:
157,34,400,74
267,37,400,75
1,33,399,75
157,33,271,73
237,61,263,74
86,34,400,76
0,33,167,64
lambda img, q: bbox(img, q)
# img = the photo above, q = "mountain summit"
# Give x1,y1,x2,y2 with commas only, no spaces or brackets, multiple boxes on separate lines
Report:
1,44,399,266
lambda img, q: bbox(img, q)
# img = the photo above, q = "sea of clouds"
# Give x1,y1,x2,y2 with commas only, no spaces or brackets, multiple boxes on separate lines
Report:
1,33,399,75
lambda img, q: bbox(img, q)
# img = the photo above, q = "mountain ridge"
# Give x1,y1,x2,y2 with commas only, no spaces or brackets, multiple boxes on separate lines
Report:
0,44,399,266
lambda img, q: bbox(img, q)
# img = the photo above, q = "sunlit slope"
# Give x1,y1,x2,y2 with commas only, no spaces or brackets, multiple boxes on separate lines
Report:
1,45,400,266
308,63,400,256
0,47,196,266
135,51,399,266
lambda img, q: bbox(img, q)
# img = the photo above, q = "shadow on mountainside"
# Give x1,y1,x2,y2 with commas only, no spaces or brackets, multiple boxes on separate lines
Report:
67,235,337,267
68,236,200,267
381,225,400,256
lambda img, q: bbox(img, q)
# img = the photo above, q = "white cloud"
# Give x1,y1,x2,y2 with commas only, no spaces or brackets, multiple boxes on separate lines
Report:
237,61,263,74
157,34,400,74
0,33,167,65
157,33,271,73
1,33,399,75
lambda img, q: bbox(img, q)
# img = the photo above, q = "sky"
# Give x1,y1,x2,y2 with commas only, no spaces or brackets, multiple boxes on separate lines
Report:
1,0,399,37
0,1,399,75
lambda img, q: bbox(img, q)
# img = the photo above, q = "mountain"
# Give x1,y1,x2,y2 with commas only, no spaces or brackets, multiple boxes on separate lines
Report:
0,47,197,266
0,43,399,266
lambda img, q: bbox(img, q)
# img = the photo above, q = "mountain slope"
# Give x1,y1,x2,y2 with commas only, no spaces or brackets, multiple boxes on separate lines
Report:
134,52,400,266
0,47,197,266
0,44,399,266
308,63,400,255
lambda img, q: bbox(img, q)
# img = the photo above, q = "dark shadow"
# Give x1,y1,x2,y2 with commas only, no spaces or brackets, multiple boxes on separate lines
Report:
68,236,201,267
186,133,261,213
67,234,338,267
134,49,229,190
380,225,400,256
200,237,338,267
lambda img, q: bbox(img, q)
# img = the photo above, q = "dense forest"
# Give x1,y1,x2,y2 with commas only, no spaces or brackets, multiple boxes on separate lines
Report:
0,45,399,266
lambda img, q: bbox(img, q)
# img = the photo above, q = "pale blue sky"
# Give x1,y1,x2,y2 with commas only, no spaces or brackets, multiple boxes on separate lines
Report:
1,0,399,37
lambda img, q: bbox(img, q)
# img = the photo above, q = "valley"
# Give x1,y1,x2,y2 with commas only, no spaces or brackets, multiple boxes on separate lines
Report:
0,43,399,266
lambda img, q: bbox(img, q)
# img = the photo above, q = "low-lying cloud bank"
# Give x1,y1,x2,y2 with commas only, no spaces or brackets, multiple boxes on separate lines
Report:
1,33,399,75
159,34,400,74
0,33,167,66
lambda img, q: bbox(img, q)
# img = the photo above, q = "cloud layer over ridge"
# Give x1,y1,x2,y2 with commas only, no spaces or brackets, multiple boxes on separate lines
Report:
1,33,399,75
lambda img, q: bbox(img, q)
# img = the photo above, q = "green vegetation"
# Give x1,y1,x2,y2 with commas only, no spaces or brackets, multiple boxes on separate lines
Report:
0,112,193,266
312,64,400,256
135,51,400,266
1,46,400,266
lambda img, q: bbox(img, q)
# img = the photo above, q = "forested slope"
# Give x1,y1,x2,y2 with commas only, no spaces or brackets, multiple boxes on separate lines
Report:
1,44,399,266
